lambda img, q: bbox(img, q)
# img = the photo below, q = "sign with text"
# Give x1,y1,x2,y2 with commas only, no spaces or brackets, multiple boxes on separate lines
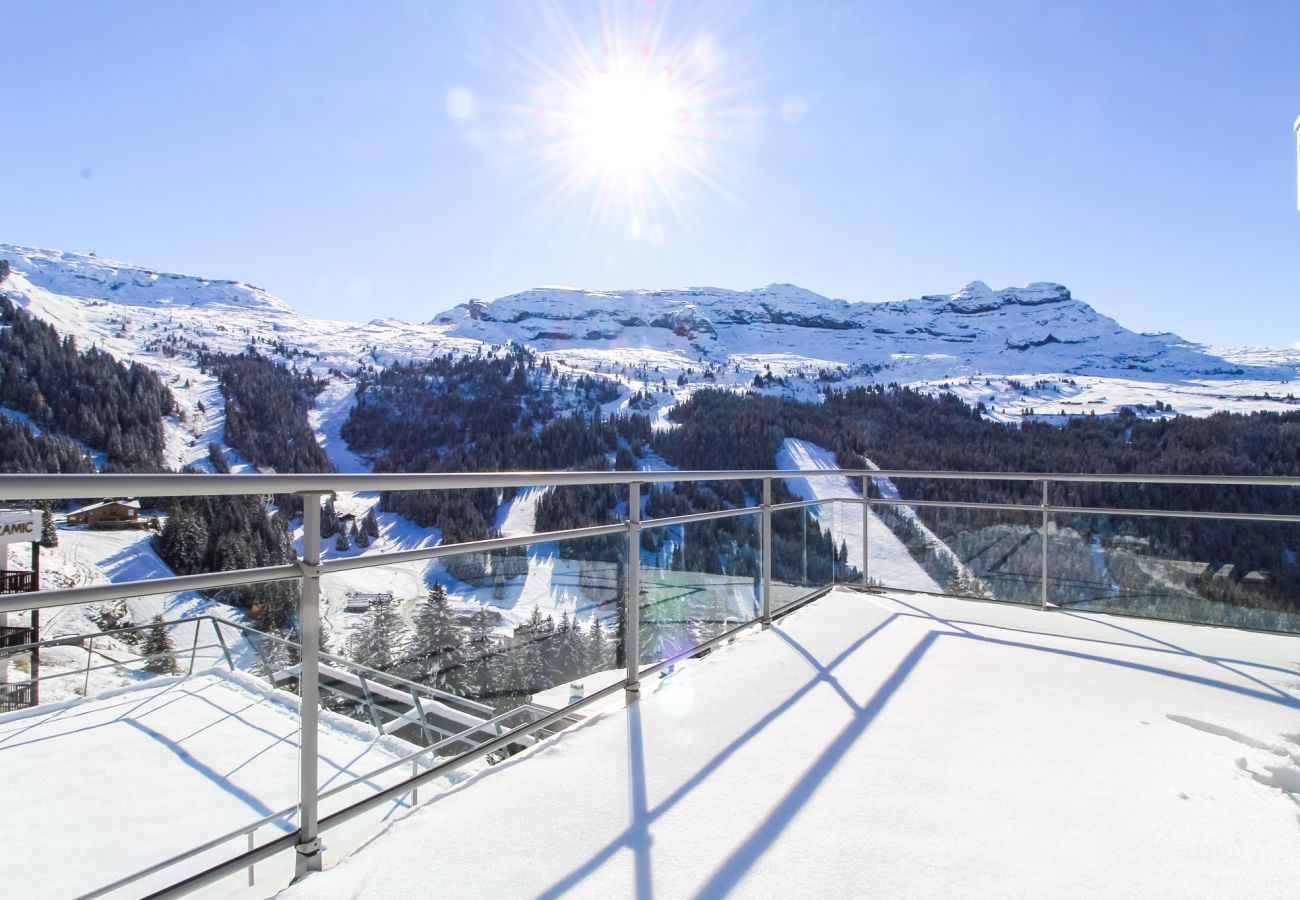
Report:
0,510,42,545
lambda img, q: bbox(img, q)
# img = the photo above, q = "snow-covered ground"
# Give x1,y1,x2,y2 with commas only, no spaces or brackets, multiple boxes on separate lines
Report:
0,668,467,899
281,587,1300,899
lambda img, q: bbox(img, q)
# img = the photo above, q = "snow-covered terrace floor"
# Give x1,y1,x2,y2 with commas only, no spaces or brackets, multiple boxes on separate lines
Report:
288,588,1300,900
0,669,443,898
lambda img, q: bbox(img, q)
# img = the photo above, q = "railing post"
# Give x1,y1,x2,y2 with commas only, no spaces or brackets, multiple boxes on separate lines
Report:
295,491,325,878
355,670,385,732
212,618,236,671
1040,480,1050,611
801,504,808,586
83,636,93,696
861,475,870,589
761,477,772,628
625,481,641,700
187,620,201,676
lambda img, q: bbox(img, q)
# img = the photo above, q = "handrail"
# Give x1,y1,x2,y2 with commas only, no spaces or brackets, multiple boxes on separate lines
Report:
0,467,1298,501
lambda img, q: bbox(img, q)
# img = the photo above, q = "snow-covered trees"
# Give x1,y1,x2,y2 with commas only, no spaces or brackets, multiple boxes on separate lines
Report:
341,347,649,543
0,296,173,470
156,497,299,629
553,612,587,682
409,583,463,683
142,615,178,674
39,506,58,548
362,508,380,541
321,495,340,538
0,417,93,475
586,617,611,671
347,602,408,672
198,347,333,475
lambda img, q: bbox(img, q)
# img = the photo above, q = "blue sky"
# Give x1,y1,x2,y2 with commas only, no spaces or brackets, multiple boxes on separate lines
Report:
2,0,1297,346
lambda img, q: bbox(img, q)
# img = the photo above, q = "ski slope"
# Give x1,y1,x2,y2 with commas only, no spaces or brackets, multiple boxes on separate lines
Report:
776,438,942,592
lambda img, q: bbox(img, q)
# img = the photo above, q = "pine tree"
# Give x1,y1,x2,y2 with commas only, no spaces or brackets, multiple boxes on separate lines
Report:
461,604,498,699
409,583,464,683
354,522,371,548
515,640,547,694
517,605,548,640
586,617,611,671
321,495,339,538
554,611,587,682
39,506,58,548
142,615,178,674
335,527,350,552
363,508,380,539
347,602,407,672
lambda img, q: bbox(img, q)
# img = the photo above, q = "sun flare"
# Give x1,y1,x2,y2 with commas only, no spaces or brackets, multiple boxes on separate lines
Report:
573,66,684,184
461,2,756,247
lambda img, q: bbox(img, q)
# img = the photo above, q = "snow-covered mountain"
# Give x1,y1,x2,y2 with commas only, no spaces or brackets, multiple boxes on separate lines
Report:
435,279,1290,382
3,241,1299,473
1,245,290,312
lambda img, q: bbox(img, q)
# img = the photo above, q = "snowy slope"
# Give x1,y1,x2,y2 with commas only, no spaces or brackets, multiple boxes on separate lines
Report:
4,242,1299,667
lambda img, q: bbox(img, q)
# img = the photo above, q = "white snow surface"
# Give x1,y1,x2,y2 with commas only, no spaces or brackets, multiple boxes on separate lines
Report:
283,588,1300,899
0,668,462,898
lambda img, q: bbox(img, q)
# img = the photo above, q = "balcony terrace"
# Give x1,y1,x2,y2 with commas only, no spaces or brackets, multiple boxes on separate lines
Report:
0,468,1296,898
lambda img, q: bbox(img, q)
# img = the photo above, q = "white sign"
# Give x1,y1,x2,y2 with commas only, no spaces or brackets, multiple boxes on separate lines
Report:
0,510,42,545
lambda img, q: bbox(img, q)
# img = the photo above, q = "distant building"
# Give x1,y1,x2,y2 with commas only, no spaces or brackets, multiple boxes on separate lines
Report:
67,499,142,529
343,592,393,613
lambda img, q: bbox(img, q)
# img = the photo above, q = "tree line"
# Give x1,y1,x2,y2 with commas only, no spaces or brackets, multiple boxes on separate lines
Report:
199,347,334,475
0,294,173,470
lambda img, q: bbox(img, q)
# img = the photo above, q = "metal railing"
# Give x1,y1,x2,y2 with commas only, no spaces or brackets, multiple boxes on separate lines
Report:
0,467,1296,897
0,569,37,594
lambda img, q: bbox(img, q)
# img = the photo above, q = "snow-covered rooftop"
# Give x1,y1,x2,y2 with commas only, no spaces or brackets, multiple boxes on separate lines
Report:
285,588,1300,899
67,497,142,516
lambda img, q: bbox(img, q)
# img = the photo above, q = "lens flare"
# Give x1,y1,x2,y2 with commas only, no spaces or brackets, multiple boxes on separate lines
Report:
454,1,759,249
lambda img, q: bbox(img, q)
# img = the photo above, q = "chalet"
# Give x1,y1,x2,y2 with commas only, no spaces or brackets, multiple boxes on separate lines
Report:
67,499,142,529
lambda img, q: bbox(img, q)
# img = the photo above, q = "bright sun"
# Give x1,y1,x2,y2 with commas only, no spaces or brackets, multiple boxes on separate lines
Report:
469,2,750,244
573,67,684,185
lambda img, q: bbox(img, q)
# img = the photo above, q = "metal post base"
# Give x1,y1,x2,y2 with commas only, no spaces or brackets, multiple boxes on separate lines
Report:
293,838,322,879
